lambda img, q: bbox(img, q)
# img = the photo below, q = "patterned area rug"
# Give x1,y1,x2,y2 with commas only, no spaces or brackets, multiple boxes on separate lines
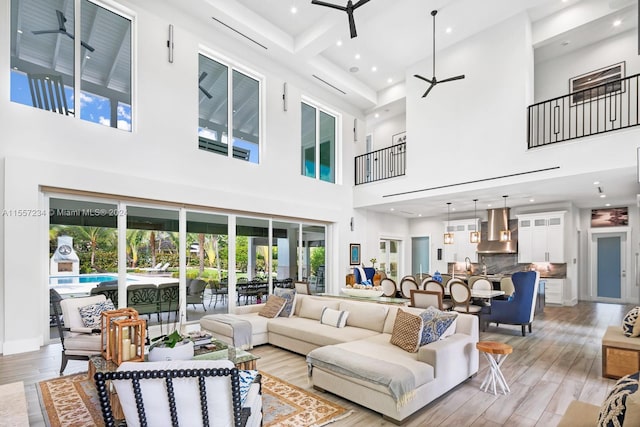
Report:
39,371,351,427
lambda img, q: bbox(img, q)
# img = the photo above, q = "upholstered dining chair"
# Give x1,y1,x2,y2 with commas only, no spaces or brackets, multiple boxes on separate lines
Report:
422,279,453,310
449,281,483,315
500,276,515,299
51,289,105,374
409,290,443,310
467,275,484,288
380,277,397,297
472,279,493,291
400,276,419,298
486,271,539,336
440,274,452,285
96,359,263,427
294,281,311,295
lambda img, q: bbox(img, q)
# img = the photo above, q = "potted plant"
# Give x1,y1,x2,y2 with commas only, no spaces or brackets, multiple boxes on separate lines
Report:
148,330,194,361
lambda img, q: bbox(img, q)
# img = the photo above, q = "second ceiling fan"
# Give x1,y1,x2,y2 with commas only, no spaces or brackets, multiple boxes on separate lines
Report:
414,10,465,98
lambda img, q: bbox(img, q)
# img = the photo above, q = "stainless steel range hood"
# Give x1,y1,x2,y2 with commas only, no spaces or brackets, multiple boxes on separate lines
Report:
476,208,517,254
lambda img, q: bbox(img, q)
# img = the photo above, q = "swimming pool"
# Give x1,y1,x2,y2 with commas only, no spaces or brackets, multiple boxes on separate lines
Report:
49,274,121,285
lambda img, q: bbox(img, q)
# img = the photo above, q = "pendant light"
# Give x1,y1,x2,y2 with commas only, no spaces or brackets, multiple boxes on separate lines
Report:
444,202,454,244
499,195,511,242
470,199,481,243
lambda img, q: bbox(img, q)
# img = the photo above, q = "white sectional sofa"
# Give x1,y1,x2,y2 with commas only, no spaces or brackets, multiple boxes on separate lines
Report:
200,294,479,424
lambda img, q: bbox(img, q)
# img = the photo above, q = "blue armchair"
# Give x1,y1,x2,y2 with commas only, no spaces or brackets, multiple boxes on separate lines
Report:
354,267,375,284
486,271,539,336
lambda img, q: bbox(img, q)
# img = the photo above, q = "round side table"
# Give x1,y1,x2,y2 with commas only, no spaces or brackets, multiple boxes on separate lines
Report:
476,341,513,395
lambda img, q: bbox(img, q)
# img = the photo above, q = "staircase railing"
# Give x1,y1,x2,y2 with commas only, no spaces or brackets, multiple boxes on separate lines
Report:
354,142,406,185
528,73,640,148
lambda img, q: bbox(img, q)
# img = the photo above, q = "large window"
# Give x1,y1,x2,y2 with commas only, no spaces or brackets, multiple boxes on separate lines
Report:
301,101,337,183
198,54,261,163
10,0,132,130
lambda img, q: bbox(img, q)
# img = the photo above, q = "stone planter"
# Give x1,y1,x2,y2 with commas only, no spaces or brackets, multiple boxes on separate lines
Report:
148,340,194,362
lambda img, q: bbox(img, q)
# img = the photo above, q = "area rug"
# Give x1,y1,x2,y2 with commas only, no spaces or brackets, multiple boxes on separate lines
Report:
0,381,29,426
39,372,351,427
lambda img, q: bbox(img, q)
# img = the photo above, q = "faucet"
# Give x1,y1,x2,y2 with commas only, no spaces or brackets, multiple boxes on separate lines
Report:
464,257,472,275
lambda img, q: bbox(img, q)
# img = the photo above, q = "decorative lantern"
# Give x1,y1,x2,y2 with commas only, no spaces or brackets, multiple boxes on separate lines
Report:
101,308,139,362
113,317,146,364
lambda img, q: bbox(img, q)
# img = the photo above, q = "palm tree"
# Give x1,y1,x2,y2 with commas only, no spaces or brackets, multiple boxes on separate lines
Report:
204,235,222,279
75,226,108,267
198,233,205,275
127,229,145,268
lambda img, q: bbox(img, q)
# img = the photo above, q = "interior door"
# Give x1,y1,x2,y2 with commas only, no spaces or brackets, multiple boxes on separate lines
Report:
591,232,626,302
411,237,429,276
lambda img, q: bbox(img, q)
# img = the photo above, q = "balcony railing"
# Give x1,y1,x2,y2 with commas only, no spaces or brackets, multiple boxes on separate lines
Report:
354,142,406,185
528,73,640,149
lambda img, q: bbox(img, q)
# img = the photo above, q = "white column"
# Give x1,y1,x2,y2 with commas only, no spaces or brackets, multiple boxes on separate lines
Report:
117,202,127,309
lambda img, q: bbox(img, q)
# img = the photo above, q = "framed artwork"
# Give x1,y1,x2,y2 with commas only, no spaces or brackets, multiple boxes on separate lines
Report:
570,62,625,105
591,207,629,227
391,131,406,145
349,243,361,265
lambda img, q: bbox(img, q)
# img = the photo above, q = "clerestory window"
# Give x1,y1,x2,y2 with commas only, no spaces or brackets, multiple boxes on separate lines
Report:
301,101,337,183
10,0,133,131
198,53,261,163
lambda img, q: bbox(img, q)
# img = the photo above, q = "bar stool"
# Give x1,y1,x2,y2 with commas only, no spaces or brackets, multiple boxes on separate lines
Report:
476,341,513,395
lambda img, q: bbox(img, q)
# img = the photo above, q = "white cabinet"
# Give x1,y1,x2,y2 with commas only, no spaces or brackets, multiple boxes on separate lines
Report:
544,278,564,305
443,219,479,263
517,211,565,263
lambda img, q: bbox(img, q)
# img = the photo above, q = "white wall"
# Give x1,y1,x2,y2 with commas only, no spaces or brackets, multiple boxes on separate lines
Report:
0,0,364,354
535,29,640,103
364,113,406,153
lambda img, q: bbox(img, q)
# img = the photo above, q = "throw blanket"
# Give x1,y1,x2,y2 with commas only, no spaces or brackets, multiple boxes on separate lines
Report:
209,315,252,350
306,347,416,408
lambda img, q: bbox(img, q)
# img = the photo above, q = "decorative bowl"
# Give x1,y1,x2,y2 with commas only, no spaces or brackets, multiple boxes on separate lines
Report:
341,288,384,298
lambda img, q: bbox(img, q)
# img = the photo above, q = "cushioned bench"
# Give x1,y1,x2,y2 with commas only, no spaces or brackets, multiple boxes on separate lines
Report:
602,325,640,379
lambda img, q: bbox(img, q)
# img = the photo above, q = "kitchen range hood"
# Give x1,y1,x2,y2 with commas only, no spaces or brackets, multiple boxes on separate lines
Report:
476,208,517,254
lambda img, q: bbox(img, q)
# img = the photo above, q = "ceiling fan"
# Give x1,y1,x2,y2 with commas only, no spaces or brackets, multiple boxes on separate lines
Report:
311,0,370,39
199,72,213,99
32,9,95,52
414,10,465,98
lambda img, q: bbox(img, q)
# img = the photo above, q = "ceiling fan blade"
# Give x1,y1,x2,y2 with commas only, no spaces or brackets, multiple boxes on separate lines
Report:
311,0,347,11
81,40,95,52
199,72,208,83
438,74,465,84
422,84,436,98
200,87,213,99
352,0,371,10
32,29,63,35
413,74,433,84
347,11,357,38
56,10,67,31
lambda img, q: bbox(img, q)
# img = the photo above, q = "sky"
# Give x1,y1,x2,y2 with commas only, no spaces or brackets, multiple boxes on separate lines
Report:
10,70,132,131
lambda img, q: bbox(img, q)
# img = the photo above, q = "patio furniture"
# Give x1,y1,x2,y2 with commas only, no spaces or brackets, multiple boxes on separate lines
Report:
158,282,179,322
51,289,104,374
186,279,208,311
127,284,160,320
90,284,119,308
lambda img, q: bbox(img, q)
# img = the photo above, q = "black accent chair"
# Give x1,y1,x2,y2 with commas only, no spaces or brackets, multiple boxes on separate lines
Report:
94,360,263,427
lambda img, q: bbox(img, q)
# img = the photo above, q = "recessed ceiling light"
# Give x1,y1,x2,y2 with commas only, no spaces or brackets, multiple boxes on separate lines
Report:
17,29,23,34
445,27,452,34
600,194,607,198
593,181,600,185
605,203,611,207
371,66,377,72
452,208,456,211
529,198,535,202
613,20,622,27
374,113,379,118
487,204,492,207
355,53,361,60
336,40,342,46
86,55,91,59
387,78,393,83
418,213,422,217
390,207,395,211
290,6,297,14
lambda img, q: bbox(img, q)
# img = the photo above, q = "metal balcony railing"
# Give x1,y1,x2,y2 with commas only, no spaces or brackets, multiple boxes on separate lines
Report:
354,142,406,185
528,73,640,148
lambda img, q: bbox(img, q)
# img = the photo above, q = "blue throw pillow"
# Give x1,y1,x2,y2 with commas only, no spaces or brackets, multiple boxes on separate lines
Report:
238,370,258,405
598,371,640,427
273,288,296,317
418,306,457,346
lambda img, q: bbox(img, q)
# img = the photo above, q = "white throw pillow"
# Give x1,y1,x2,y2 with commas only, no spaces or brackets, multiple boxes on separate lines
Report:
320,307,349,328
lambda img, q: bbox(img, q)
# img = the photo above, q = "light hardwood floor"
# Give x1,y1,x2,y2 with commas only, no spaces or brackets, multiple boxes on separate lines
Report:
1,301,633,426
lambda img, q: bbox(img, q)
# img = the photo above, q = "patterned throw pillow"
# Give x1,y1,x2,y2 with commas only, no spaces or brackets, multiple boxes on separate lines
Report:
320,307,350,328
78,299,116,328
258,295,286,318
390,309,423,353
598,371,640,427
419,306,458,346
274,288,296,317
238,370,259,405
622,307,640,337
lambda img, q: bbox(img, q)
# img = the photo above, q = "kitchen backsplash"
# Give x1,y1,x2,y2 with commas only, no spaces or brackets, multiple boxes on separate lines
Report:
448,253,566,278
